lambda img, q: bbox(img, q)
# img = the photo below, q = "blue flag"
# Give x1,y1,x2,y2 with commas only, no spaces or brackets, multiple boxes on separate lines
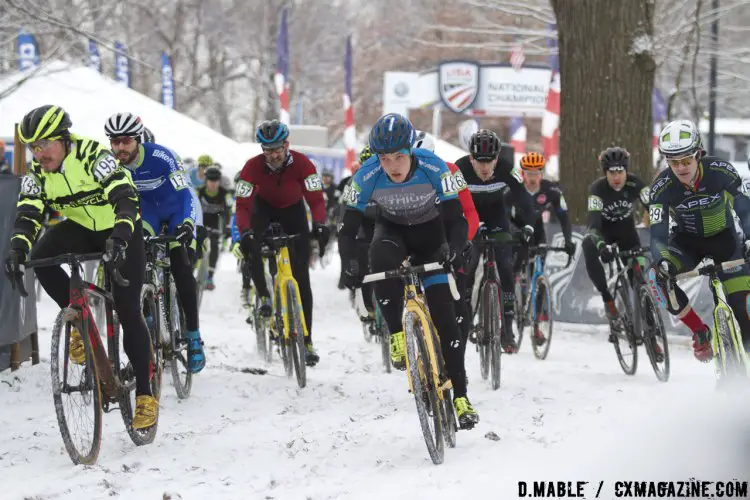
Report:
88,39,101,72
160,52,175,109
17,30,39,71
114,41,130,87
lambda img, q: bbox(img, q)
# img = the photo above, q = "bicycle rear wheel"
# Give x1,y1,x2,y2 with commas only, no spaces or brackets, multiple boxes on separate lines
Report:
167,279,192,399
51,311,102,465
404,310,444,465
484,281,502,390
639,285,670,382
612,274,638,375
287,281,307,389
532,276,553,360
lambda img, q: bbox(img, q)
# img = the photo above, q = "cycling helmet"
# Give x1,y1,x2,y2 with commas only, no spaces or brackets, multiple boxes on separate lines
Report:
321,169,334,178
256,120,290,148
368,113,415,154
18,105,72,144
104,112,144,138
197,154,214,167
658,120,703,159
204,166,222,181
141,127,155,143
413,130,436,152
599,147,630,170
520,152,545,171
358,145,374,164
469,129,501,161
213,162,222,170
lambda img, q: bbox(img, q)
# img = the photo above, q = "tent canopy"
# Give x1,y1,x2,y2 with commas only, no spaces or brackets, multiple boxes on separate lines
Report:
0,60,261,177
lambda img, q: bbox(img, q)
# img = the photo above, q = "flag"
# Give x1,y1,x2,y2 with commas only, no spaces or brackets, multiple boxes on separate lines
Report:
17,30,39,71
275,9,290,125
509,116,527,167
114,41,131,88
541,24,560,180
509,36,525,71
161,52,175,109
343,35,357,173
88,39,101,72
652,87,667,166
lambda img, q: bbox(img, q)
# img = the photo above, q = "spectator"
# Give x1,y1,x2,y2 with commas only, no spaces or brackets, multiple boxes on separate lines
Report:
0,140,12,175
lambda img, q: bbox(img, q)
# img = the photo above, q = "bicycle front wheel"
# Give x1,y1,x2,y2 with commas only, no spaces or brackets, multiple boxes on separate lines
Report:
532,276,554,360
167,279,192,399
287,281,307,389
376,305,392,374
404,310,444,465
51,311,102,465
483,281,502,390
612,274,638,375
714,307,744,380
638,285,670,382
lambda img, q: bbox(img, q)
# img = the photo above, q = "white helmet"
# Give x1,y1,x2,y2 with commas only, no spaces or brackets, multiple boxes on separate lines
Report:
105,112,144,137
658,120,703,158
413,130,436,152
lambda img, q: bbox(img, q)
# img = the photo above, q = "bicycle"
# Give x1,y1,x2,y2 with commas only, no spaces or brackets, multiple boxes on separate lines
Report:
262,224,311,388
16,253,161,465
363,261,458,465
355,288,391,373
668,257,749,382
252,243,277,364
470,233,519,390
606,244,670,381
143,235,193,399
514,244,569,360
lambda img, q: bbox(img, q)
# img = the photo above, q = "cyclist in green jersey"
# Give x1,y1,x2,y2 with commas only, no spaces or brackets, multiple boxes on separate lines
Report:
3,105,157,429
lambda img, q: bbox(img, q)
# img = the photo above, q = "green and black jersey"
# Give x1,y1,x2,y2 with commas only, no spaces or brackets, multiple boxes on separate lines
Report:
12,134,140,253
648,155,750,264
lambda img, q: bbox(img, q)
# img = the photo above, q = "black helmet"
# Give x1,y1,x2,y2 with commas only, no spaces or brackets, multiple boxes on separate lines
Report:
599,147,630,171
256,120,289,148
18,105,72,144
204,166,222,181
469,129,501,161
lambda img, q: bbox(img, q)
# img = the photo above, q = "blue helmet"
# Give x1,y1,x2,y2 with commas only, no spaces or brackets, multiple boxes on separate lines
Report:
368,113,415,154
256,119,289,148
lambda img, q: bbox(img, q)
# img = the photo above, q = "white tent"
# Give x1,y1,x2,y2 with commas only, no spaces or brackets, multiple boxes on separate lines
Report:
0,60,260,177
433,138,467,163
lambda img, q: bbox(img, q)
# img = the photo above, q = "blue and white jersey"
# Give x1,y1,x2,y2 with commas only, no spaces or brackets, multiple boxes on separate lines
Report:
121,142,198,231
343,149,459,226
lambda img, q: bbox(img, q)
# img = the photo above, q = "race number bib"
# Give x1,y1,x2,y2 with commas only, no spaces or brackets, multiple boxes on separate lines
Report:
587,195,603,211
453,170,468,191
20,175,41,197
342,183,359,206
304,174,323,192
169,171,189,191
235,180,254,198
649,204,664,224
93,155,118,182
440,173,460,196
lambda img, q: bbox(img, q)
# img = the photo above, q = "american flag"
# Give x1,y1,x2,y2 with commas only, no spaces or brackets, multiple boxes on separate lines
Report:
541,25,560,180
274,8,290,125
510,36,525,71
343,35,357,173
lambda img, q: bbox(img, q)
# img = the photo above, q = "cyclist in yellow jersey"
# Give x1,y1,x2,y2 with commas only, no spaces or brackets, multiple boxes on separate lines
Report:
3,105,157,430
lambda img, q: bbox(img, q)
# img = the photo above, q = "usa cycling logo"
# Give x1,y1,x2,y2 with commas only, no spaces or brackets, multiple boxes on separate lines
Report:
438,61,480,114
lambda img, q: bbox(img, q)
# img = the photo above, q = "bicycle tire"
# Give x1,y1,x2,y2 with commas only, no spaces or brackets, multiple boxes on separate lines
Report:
612,273,638,375
532,276,554,360
404,310,444,465
427,322,456,448
254,291,268,362
638,284,670,382
167,279,192,399
475,291,490,381
515,277,526,350
120,292,159,445
714,307,743,379
376,305,392,374
141,287,164,400
50,311,102,465
485,281,502,390
278,285,293,377
287,281,307,389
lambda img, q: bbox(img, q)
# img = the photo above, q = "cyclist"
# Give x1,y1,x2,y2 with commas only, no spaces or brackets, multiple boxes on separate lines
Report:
336,161,363,290
235,119,330,366
648,119,750,360
581,147,650,339
104,112,205,373
188,154,213,191
4,105,157,429
456,129,536,353
339,113,479,429
197,166,232,290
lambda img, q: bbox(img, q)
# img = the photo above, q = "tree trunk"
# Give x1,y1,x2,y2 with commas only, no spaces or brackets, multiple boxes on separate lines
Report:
551,0,656,224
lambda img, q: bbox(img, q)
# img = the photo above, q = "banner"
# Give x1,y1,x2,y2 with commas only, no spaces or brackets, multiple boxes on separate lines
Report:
88,39,101,73
160,52,175,109
114,41,131,88
543,222,710,336
17,30,40,71
306,153,345,182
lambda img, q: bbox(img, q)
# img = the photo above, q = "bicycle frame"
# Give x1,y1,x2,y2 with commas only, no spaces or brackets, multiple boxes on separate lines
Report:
264,238,309,342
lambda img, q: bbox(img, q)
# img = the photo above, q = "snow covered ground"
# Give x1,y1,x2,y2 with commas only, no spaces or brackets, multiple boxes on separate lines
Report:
1,255,748,500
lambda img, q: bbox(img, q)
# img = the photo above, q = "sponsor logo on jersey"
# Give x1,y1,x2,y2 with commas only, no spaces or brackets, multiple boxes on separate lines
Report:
650,176,671,199
152,148,177,170
674,193,721,210
417,157,441,173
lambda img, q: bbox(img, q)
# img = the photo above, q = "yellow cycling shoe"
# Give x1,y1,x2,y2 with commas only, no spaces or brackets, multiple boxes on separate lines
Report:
132,395,159,430
390,331,406,370
68,327,86,365
454,396,479,430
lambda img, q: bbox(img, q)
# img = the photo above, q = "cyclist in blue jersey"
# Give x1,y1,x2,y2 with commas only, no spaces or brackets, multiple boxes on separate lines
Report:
338,113,479,430
104,112,206,373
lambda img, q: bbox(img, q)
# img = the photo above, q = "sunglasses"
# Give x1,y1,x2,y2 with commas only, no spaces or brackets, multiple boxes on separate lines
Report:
667,155,696,167
110,136,135,146
30,138,59,153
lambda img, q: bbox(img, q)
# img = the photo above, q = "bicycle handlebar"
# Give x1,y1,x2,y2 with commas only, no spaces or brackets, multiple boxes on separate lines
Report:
674,258,746,281
18,252,129,297
362,261,460,301
144,235,190,267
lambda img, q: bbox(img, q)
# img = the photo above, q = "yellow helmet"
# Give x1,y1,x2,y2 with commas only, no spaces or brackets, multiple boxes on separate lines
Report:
18,105,72,144
358,145,374,164
197,154,214,167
